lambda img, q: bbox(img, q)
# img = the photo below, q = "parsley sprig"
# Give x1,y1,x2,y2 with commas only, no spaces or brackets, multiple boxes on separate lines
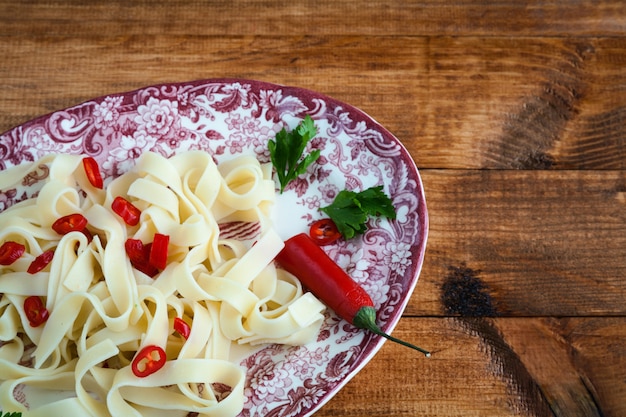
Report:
320,186,396,239
268,115,321,193
2,412,22,417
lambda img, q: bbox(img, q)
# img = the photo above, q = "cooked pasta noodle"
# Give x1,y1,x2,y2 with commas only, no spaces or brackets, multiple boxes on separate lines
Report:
0,151,326,416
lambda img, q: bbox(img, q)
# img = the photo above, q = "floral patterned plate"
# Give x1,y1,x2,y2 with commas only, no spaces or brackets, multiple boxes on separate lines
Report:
0,78,428,416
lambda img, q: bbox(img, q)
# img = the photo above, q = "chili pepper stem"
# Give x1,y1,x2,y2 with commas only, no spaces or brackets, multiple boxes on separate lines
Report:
352,306,431,357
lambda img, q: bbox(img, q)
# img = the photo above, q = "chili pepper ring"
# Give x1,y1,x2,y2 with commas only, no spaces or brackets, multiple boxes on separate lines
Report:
275,233,430,357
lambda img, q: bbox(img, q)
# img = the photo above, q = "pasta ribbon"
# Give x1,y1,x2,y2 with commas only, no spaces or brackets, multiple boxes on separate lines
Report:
0,151,325,416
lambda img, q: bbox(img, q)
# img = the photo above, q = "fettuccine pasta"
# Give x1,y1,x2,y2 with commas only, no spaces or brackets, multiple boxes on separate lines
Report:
0,151,326,416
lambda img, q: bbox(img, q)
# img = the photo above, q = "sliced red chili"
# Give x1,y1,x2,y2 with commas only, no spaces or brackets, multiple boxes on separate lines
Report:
81,228,94,243
82,156,104,189
125,238,158,277
24,296,49,327
52,213,89,235
27,250,55,274
173,317,191,339
125,238,147,260
112,196,141,226
309,218,342,246
131,345,167,377
149,233,169,270
0,241,26,266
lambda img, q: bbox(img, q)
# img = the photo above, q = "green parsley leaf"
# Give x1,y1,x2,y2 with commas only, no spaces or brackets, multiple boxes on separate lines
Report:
268,115,321,193
320,186,396,239
2,412,22,417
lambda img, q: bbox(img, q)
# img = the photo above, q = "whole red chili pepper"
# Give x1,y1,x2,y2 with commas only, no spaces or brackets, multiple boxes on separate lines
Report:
275,233,430,357
131,345,167,377
0,241,25,266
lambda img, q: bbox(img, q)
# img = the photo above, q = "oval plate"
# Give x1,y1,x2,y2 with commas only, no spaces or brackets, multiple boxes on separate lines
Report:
0,78,428,417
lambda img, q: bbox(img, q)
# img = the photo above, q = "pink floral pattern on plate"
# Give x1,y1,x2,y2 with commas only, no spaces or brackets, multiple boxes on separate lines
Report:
0,78,428,417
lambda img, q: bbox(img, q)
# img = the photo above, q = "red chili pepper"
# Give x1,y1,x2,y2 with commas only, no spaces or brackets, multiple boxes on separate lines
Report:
131,345,167,377
52,213,89,235
125,238,158,277
275,233,430,357
81,228,94,244
0,241,26,266
82,156,104,189
24,296,50,327
149,233,169,270
111,196,141,226
173,317,191,339
309,218,342,246
27,250,55,274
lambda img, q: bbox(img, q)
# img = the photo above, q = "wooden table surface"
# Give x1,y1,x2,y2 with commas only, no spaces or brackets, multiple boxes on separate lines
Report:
2,1,626,416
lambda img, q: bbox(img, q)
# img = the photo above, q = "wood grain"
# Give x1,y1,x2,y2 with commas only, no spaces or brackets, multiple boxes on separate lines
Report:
1,1,625,416
315,317,626,417
409,169,626,317
1,0,625,37
2,36,626,169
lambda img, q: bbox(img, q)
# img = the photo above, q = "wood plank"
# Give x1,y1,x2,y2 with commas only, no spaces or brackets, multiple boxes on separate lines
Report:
0,35,426,135
412,37,626,170
1,0,625,37
559,317,626,417
1,2,624,416
317,317,626,416
407,169,626,317
318,318,516,417
2,36,626,169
